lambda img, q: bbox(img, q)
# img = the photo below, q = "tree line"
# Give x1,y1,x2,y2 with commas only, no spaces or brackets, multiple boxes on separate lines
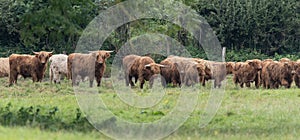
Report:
0,0,299,61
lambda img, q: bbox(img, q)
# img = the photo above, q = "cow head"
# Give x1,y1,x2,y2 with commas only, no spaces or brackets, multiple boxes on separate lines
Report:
144,63,166,75
226,62,235,74
33,51,53,64
283,62,296,75
247,59,262,70
195,63,206,76
90,51,113,64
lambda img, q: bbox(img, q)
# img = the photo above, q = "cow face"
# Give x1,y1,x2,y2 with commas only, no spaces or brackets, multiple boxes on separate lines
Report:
34,51,53,64
91,51,113,64
282,62,296,75
226,62,235,74
247,59,262,70
144,63,166,75
195,63,206,76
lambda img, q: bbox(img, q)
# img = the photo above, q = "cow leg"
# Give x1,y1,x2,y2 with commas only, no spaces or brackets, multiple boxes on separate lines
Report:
240,82,244,88
89,76,94,87
125,73,129,86
9,72,17,86
72,74,77,86
246,82,251,88
32,73,38,82
129,75,135,87
50,69,53,83
96,76,102,87
139,77,145,89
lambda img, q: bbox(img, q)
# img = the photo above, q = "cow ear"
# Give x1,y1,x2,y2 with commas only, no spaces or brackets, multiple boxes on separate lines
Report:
105,52,111,59
48,52,53,57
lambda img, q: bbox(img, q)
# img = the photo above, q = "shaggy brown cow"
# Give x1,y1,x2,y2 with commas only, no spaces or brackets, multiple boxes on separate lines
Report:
233,59,262,88
182,62,206,86
0,58,9,77
294,61,300,88
123,55,166,89
261,59,275,88
122,55,140,87
67,53,79,80
69,51,112,87
159,58,181,87
193,59,226,88
266,61,295,88
160,56,206,87
9,51,53,85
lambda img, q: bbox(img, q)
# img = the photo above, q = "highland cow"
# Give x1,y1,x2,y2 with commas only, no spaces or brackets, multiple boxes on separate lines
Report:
49,54,68,84
69,51,112,87
9,51,53,86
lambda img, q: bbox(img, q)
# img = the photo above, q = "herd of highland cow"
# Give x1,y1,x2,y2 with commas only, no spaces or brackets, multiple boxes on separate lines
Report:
0,50,300,89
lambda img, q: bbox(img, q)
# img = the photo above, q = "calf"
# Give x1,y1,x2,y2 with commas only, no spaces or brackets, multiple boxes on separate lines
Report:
49,54,68,84
9,51,53,85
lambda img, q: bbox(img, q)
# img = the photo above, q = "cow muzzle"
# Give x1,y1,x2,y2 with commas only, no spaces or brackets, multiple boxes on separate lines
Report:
292,70,296,75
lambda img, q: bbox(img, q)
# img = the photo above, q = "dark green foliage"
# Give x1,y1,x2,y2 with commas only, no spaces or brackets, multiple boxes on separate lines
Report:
0,0,299,61
0,103,94,132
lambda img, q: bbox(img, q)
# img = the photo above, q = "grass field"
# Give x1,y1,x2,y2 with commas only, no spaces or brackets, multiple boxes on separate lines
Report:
0,76,300,140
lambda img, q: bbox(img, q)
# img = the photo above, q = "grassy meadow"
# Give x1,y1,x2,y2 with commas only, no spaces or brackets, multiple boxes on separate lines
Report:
0,76,300,140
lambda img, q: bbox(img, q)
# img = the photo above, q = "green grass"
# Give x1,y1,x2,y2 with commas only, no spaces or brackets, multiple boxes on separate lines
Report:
0,76,300,140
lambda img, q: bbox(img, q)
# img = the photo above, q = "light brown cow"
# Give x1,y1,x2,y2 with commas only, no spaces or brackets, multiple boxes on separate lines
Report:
69,51,112,87
233,59,262,88
0,58,9,78
9,51,53,86
123,55,166,89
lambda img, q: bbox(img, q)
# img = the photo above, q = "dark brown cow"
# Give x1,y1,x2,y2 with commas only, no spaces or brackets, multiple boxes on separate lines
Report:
123,55,166,89
266,61,295,89
294,60,300,88
122,55,140,87
160,58,181,87
233,59,262,88
69,51,112,87
261,59,275,88
9,51,53,85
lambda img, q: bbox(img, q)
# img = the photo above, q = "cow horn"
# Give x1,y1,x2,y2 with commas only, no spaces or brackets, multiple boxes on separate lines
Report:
32,50,39,55
158,64,167,67
144,64,151,68
104,51,114,53
88,51,98,53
